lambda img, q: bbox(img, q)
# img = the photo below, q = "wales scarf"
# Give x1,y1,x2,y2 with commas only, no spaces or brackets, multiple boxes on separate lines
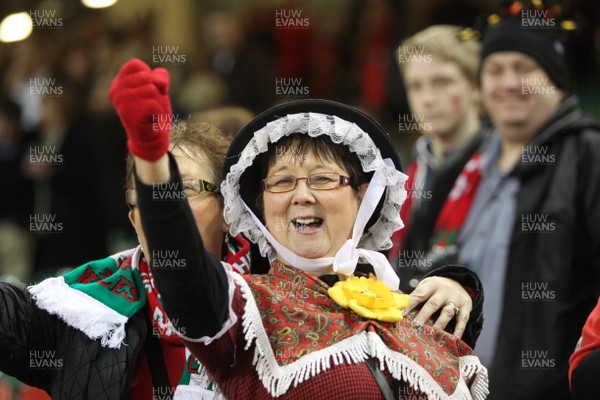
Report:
28,247,146,348
431,153,483,248
28,236,252,399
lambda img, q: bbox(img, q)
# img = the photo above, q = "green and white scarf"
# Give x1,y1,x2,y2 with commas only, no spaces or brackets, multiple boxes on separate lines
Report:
28,247,144,349
28,236,252,399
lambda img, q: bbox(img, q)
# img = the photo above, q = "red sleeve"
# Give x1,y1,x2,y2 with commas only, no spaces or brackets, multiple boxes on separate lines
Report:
569,297,600,387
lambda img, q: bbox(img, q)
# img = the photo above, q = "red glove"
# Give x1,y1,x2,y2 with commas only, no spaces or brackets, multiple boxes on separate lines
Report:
109,59,172,161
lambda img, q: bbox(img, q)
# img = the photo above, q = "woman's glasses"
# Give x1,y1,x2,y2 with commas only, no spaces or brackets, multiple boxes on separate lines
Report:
262,173,350,193
125,178,219,208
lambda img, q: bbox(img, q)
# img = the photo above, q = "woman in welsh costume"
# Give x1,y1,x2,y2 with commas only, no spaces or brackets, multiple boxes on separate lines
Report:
116,58,489,399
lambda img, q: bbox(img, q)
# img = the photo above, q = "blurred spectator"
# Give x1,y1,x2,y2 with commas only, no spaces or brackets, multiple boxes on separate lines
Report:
271,0,314,80
23,91,108,274
335,0,403,122
402,9,600,400
387,25,490,275
177,69,227,113
0,99,34,282
86,72,135,255
2,40,51,131
202,9,275,114
354,0,395,114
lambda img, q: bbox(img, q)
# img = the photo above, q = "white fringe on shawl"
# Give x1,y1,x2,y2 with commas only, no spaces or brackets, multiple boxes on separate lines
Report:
232,272,489,399
27,247,138,349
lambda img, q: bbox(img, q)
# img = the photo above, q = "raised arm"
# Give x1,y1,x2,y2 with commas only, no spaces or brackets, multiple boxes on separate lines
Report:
109,59,229,338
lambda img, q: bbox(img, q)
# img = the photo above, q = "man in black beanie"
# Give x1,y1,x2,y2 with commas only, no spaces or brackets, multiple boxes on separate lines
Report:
401,11,600,400
480,16,569,91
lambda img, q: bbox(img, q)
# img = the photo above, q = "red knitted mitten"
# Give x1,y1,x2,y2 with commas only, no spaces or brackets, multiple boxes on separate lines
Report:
109,59,172,161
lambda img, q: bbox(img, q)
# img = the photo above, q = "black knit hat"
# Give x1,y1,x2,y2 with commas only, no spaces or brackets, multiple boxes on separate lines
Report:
480,16,569,90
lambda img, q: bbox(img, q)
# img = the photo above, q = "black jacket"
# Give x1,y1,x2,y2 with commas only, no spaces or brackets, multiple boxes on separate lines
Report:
401,96,600,399
0,282,146,399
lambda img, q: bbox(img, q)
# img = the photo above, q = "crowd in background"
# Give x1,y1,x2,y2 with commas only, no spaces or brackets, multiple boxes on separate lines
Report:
1,0,599,283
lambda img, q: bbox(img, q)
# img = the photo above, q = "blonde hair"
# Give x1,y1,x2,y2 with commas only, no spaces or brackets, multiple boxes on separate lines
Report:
397,25,481,85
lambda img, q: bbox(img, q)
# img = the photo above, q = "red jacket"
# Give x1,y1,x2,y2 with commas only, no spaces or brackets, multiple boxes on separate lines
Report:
569,297,600,387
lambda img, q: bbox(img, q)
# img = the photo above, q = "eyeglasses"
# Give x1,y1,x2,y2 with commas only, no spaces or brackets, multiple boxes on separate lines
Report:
262,173,351,193
125,178,219,208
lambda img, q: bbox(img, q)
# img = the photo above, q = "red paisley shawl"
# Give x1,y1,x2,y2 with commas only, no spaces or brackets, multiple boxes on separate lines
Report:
240,262,487,398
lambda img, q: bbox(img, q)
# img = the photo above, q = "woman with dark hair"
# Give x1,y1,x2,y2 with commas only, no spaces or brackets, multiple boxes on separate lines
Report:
114,59,488,399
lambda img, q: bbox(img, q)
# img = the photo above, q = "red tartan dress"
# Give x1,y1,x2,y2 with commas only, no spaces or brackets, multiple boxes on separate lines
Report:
183,262,488,399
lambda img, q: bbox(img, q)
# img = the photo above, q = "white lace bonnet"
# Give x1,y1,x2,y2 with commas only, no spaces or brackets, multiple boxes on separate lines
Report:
221,99,408,274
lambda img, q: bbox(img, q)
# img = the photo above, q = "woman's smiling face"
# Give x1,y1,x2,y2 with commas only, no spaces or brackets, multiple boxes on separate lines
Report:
262,145,367,262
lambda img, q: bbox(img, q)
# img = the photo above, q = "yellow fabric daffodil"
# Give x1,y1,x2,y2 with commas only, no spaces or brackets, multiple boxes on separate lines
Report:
328,276,411,322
